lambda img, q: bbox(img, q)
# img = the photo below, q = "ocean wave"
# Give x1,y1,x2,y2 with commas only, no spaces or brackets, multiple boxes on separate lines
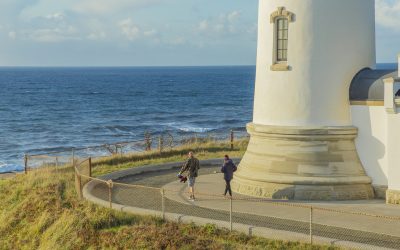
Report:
165,122,215,133
0,163,24,173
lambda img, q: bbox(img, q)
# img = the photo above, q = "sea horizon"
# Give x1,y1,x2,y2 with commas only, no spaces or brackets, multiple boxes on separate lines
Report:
0,62,397,68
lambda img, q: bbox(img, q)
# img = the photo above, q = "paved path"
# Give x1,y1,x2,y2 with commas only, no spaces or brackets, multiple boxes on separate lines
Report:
89,165,400,249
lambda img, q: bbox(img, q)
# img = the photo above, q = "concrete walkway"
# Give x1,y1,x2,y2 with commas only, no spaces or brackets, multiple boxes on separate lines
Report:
85,162,400,250
163,173,400,236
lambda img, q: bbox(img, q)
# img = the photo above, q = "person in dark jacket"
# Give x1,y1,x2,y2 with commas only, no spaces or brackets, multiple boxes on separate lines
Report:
221,155,237,197
179,151,200,200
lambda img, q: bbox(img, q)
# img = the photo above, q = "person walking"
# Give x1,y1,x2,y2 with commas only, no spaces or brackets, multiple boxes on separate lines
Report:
221,155,237,197
179,151,200,200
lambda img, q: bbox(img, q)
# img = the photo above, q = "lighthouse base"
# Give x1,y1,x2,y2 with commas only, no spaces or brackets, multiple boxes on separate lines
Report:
232,123,374,200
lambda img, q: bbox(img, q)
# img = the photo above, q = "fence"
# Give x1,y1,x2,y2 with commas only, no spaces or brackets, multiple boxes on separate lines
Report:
24,129,244,173
23,128,400,249
74,160,400,250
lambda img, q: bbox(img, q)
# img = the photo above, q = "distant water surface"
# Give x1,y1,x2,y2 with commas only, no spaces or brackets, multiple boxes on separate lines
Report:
0,66,255,172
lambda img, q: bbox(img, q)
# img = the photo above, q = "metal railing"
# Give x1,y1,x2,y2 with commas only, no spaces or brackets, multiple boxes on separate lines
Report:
74,159,400,249
24,129,246,173
24,128,400,249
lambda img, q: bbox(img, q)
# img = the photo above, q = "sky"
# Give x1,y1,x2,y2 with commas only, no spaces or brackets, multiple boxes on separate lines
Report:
0,0,399,66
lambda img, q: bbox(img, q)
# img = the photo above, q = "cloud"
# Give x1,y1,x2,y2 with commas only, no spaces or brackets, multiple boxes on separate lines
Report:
143,29,157,37
198,20,208,31
73,0,163,14
11,12,84,42
24,26,80,42
118,19,160,43
118,18,141,41
45,12,65,22
0,0,259,66
168,37,186,45
8,31,17,40
227,11,241,23
376,0,400,31
197,10,244,36
87,31,106,40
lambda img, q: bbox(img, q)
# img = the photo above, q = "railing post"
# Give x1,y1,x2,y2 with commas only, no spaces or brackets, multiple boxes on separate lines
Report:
145,131,152,151
107,180,113,209
55,156,59,173
89,157,92,177
310,206,313,245
71,148,75,166
161,188,165,220
230,130,234,150
24,154,28,174
158,135,163,154
78,173,83,199
230,196,233,232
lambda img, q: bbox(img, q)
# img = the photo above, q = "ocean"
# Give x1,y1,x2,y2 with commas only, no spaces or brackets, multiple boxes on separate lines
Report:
0,66,255,172
0,63,397,173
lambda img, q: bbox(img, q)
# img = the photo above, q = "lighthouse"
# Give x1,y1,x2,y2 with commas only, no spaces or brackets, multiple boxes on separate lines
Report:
232,0,376,200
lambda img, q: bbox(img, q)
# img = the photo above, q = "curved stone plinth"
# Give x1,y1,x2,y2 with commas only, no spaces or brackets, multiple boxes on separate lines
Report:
231,123,374,200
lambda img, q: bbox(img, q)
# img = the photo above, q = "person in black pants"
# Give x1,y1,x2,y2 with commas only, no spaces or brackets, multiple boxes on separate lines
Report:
221,155,237,197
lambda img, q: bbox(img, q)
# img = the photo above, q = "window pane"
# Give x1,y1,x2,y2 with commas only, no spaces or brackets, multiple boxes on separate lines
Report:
283,19,288,29
276,17,289,62
283,40,288,50
277,50,283,61
278,40,283,50
278,30,283,39
282,50,287,60
278,19,283,29
283,30,288,39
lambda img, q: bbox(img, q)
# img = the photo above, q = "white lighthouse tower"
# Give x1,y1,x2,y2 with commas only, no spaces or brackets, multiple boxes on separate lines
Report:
232,0,376,200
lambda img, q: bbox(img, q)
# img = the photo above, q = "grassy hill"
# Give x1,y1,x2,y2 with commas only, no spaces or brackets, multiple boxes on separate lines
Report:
0,139,337,249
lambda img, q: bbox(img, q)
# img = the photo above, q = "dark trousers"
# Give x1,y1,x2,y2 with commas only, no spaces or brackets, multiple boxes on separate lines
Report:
224,179,232,196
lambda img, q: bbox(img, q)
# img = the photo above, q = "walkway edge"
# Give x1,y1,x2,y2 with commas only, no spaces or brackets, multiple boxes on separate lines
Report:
97,158,241,181
83,159,390,250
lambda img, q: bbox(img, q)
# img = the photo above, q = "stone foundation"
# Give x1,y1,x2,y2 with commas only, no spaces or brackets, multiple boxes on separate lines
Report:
386,190,400,204
373,185,388,199
231,123,374,200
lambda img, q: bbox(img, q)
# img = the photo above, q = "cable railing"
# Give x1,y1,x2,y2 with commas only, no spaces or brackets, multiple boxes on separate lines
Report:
23,129,247,173
74,158,400,249
20,127,400,249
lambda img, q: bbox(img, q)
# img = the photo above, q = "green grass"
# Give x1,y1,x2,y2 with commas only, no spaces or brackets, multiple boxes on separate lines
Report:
0,139,338,249
91,138,249,177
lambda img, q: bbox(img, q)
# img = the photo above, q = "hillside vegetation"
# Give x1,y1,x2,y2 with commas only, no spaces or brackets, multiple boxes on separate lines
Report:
0,139,337,249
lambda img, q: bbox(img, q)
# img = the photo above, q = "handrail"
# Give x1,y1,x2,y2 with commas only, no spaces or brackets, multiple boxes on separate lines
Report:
27,139,146,157
74,157,400,221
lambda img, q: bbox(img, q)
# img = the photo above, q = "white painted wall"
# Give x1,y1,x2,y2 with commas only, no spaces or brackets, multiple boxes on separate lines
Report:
351,106,388,186
387,111,400,190
352,104,400,190
253,0,376,126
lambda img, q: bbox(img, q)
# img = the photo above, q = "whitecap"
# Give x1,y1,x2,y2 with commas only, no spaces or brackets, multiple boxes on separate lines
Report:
165,122,215,133
0,162,24,173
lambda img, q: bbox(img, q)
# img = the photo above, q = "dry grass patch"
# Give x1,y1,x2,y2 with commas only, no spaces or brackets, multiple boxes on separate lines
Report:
0,140,338,250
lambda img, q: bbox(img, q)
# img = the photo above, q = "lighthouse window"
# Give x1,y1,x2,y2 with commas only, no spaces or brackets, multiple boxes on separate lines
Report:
270,7,293,71
276,18,288,62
